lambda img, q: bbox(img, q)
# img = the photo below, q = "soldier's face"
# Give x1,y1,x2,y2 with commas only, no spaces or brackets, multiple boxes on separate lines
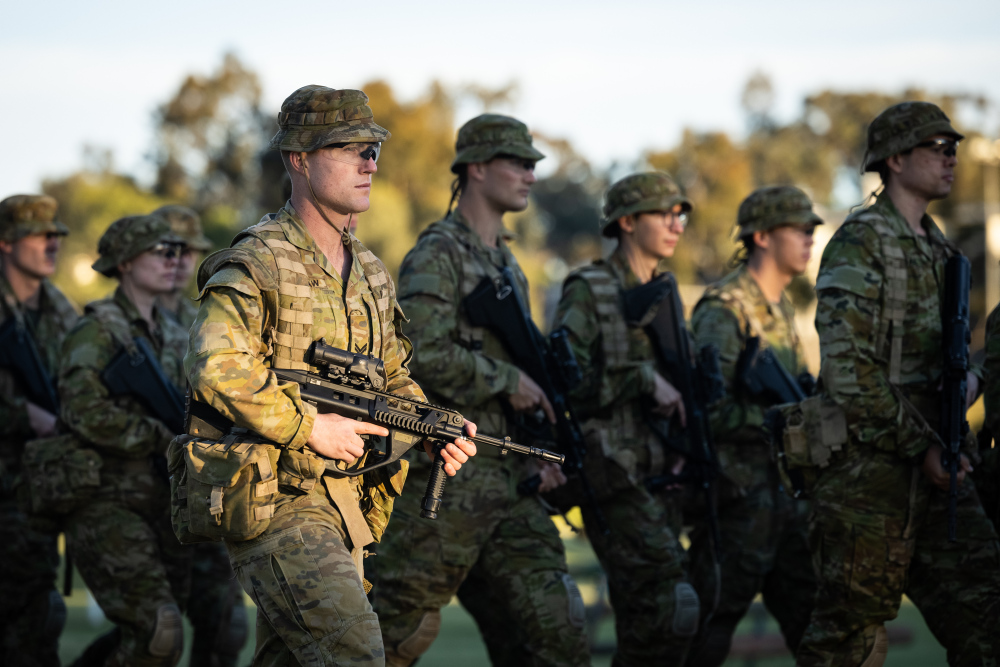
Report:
175,247,201,290
307,144,378,214
891,133,958,200
478,157,537,213
766,224,816,276
0,232,61,281
119,245,179,295
625,205,688,259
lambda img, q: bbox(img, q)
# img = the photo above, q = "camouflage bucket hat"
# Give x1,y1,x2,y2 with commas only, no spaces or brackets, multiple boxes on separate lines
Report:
863,101,964,172
0,194,69,242
736,185,823,239
601,171,692,238
451,114,545,173
268,85,390,153
152,204,212,251
91,214,185,277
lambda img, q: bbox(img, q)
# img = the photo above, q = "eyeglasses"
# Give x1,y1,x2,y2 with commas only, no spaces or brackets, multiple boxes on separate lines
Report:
914,138,959,158
647,210,689,230
149,243,185,260
319,142,381,166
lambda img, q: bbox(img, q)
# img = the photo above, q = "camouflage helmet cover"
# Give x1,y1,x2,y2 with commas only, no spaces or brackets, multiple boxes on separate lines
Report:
863,101,964,172
91,214,185,277
0,194,69,242
451,114,545,173
268,85,390,153
601,171,692,238
736,185,823,239
152,204,212,251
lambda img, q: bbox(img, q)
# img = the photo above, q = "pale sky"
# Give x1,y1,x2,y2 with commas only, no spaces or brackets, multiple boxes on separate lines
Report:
3,0,1000,194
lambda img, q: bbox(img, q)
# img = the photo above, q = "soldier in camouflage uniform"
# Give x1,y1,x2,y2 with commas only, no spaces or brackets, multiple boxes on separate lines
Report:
977,306,1000,530
685,186,820,666
368,114,590,667
184,85,475,666
797,102,1000,666
155,204,213,330
59,214,191,666
0,194,77,666
553,172,700,667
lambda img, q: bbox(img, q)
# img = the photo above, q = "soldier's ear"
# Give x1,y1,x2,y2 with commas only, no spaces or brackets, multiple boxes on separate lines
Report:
617,215,636,234
752,229,771,250
466,161,489,184
0,240,12,255
885,153,907,177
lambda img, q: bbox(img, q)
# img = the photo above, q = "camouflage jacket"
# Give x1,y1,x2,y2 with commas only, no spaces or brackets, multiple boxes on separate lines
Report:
692,265,806,490
0,273,77,494
815,191,957,460
554,248,666,489
984,305,1000,436
58,287,185,492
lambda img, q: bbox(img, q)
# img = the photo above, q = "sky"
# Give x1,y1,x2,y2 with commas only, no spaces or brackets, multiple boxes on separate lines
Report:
3,0,1000,194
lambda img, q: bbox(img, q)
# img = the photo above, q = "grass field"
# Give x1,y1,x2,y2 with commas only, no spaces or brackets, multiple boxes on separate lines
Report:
58,529,949,666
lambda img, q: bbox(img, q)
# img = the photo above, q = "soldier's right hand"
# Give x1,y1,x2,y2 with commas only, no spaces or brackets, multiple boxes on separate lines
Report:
921,442,973,491
26,402,58,438
652,372,687,427
508,371,556,424
307,413,389,464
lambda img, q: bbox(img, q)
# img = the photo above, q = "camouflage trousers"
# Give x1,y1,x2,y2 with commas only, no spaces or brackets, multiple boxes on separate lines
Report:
226,490,383,667
581,485,695,667
798,449,1000,667
65,495,193,667
0,498,64,667
685,477,815,667
369,458,590,667
188,541,249,667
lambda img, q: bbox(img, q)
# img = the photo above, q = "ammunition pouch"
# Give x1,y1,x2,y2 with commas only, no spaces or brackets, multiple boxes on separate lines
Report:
21,433,102,517
359,458,408,543
767,395,848,499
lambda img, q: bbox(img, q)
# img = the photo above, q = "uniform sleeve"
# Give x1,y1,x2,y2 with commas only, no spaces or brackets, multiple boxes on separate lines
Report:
0,368,32,440
58,318,173,457
815,223,942,459
983,305,1000,435
396,236,520,408
554,276,654,413
185,263,316,450
691,298,759,440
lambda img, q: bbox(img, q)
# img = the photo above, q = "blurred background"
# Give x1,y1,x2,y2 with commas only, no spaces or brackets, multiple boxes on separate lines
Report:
6,0,999,663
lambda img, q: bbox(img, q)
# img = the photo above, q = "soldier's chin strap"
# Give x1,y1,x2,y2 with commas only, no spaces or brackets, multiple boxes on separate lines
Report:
300,152,353,247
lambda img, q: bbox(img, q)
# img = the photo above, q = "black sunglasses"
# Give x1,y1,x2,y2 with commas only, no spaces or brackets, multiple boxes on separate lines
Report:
914,138,959,158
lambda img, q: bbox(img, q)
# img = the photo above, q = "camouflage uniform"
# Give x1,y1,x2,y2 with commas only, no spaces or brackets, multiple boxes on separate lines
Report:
60,214,193,667
0,195,76,667
185,86,421,667
977,305,1000,530
554,172,699,667
685,187,820,667
798,103,1000,667
154,204,248,666
369,115,589,667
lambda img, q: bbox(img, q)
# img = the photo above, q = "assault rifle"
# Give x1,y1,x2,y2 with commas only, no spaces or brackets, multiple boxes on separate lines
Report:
270,340,564,520
102,337,186,435
0,317,59,414
940,255,972,542
738,336,810,405
622,273,724,559
464,266,608,534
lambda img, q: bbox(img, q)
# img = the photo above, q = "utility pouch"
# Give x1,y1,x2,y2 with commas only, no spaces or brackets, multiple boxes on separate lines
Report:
21,434,102,517
359,458,409,543
167,434,281,544
766,395,848,499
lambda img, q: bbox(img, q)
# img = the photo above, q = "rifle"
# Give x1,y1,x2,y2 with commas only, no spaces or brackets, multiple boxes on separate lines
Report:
270,340,564,520
102,336,186,435
621,273,723,560
463,266,608,534
0,317,59,414
738,336,809,405
940,255,972,542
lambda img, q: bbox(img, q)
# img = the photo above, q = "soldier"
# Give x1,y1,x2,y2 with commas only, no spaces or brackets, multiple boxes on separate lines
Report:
0,194,77,667
368,114,590,667
797,101,1000,666
685,186,820,666
59,214,192,666
154,204,213,330
553,171,700,666
978,306,1000,530
183,85,476,665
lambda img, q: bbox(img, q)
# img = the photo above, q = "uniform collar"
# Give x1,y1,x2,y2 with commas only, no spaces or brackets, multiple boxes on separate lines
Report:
609,246,658,290
736,264,795,318
276,200,353,282
444,210,515,258
872,191,947,245
113,285,165,337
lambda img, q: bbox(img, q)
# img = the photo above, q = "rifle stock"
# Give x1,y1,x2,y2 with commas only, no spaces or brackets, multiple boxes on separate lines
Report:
940,255,971,542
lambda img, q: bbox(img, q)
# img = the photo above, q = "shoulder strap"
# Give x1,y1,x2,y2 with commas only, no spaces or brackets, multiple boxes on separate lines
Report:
573,262,630,367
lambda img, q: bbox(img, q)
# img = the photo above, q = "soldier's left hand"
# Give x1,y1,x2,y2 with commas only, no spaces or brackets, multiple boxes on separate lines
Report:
921,442,973,490
536,460,568,492
423,420,478,476
966,371,979,408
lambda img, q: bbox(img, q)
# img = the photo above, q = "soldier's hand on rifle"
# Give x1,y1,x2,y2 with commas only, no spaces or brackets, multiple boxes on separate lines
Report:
26,402,57,438
423,420,478,476
307,413,391,464
921,442,973,491
508,371,556,424
536,460,568,492
967,371,979,408
652,372,686,427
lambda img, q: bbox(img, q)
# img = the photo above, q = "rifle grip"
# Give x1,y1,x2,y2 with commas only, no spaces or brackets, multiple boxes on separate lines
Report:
420,443,448,519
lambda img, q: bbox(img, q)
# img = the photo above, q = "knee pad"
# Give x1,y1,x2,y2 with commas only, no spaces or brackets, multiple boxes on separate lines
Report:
859,625,888,667
42,589,68,642
148,603,183,663
213,596,249,656
672,582,700,637
393,610,441,663
562,573,586,629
